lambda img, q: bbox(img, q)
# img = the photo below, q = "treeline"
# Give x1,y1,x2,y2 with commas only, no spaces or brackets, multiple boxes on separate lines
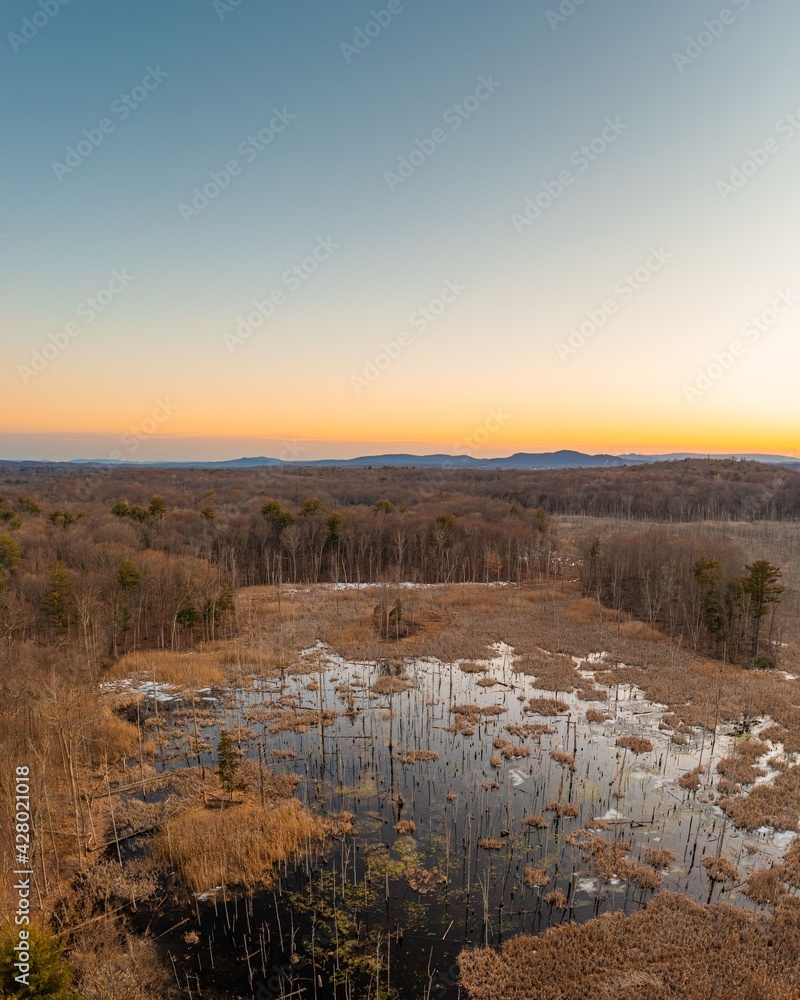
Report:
0,475,557,662
579,528,785,667
2,456,799,521
0,458,793,662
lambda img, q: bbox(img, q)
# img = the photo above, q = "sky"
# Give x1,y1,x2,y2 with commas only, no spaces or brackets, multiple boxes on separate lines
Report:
1,0,799,462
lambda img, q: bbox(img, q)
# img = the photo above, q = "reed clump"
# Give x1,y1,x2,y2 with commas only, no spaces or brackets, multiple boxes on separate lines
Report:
550,749,576,770
521,816,545,831
372,674,413,695
459,892,800,999
644,847,676,869
155,798,328,892
702,855,740,883
506,722,556,739
717,756,765,785
526,697,568,716
407,866,447,894
546,801,579,818
395,748,439,764
678,769,702,792
616,735,653,755
111,650,227,688
523,864,549,888
722,764,800,830
745,866,785,905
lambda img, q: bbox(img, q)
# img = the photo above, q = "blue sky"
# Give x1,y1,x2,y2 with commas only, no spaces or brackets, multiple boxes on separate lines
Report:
2,0,799,460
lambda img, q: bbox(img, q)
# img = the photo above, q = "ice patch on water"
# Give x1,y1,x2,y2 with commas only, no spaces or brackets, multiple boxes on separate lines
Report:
756,828,799,849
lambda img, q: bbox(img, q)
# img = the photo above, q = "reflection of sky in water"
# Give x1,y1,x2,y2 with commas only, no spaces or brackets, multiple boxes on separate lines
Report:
111,643,795,998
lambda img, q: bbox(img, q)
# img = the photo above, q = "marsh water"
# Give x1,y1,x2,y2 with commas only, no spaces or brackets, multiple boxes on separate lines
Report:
114,643,792,1000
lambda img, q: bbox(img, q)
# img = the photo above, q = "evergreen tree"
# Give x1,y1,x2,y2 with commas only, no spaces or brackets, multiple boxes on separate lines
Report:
0,924,80,999
217,730,246,800
740,560,784,663
42,561,74,632
148,496,167,519
260,500,294,532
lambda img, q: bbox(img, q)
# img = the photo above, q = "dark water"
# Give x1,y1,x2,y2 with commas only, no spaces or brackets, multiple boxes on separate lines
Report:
115,643,788,999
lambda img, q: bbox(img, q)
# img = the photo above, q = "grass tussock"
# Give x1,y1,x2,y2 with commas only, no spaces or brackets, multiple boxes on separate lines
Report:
722,764,800,830
111,650,227,688
372,675,413,695
586,708,613,723
395,749,439,764
550,749,576,770
644,847,676,869
154,798,327,892
523,864,549,888
702,855,740,883
678,769,702,792
513,650,578,691
616,735,653,755
459,892,800,1000
524,815,548,829
526,697,568,716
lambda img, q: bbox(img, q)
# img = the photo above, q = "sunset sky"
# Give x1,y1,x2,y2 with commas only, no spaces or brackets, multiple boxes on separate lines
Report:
2,0,799,461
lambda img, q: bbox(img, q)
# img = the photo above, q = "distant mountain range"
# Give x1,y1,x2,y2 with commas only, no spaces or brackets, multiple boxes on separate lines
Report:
53,449,800,471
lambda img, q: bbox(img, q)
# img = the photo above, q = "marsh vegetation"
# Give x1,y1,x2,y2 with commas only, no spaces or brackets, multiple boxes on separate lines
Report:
2,464,800,998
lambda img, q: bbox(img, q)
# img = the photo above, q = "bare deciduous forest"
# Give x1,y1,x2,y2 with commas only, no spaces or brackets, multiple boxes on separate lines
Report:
1,460,800,999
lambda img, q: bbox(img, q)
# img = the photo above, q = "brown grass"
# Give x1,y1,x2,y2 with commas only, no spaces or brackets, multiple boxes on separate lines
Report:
546,801,579,818
524,815,548,829
395,748,439,764
745,866,786,905
550,749,576,770
506,722,556,739
616,735,653,755
372,674,413,695
526,697,568,716
702,855,740,883
644,847,676,869
459,892,800,999
110,650,226,688
721,764,800,831
154,799,327,892
678,769,702,792
523,864,549,888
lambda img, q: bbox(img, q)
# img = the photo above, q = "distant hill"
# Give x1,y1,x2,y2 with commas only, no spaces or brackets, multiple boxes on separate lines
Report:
3,450,797,472
61,449,626,470
621,452,799,466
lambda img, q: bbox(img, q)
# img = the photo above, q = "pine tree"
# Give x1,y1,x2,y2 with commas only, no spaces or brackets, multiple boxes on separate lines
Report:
217,730,246,801
0,924,80,999
42,561,74,632
260,500,294,532
148,496,167,519
740,560,784,664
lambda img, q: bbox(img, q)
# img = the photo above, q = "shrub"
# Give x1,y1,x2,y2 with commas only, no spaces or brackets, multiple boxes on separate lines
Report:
0,924,80,999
